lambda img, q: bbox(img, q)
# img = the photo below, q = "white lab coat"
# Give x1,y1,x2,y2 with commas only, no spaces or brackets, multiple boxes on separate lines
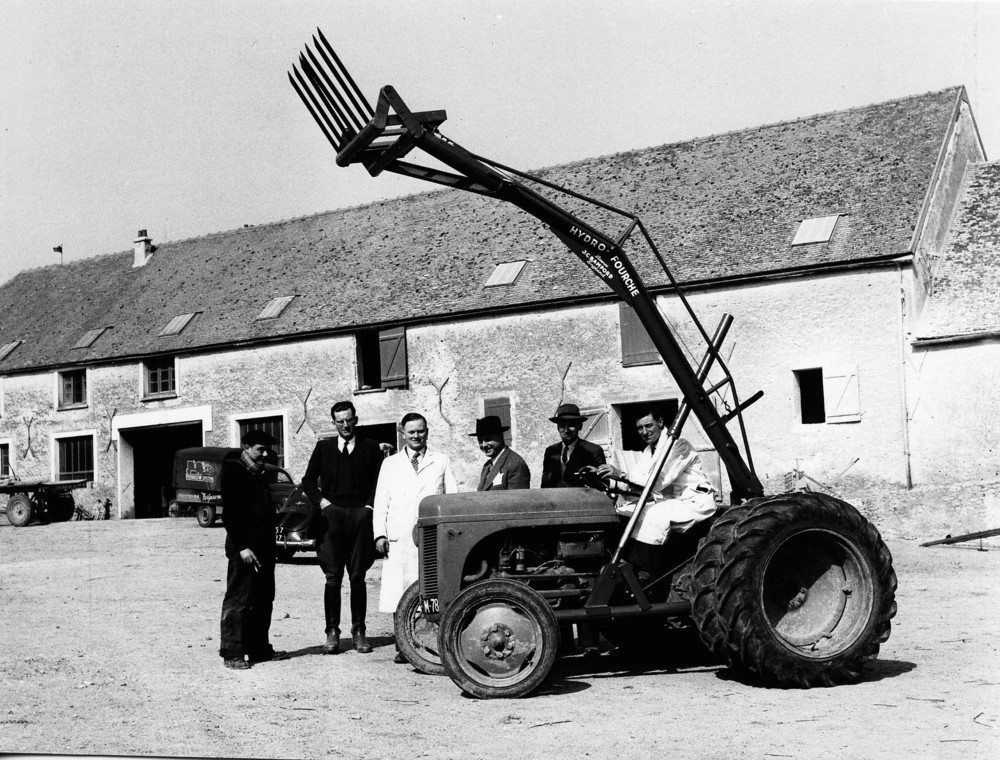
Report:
373,448,458,613
614,438,718,545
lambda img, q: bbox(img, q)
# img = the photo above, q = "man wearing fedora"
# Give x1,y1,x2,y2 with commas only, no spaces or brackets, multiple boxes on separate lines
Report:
470,415,530,491
541,403,606,488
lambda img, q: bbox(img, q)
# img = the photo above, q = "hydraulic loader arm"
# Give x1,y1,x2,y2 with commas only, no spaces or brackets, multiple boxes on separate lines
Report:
289,32,764,501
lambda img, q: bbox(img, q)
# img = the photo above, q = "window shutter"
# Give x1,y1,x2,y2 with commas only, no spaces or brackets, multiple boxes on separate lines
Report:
619,303,660,367
484,397,513,446
379,327,408,388
822,365,861,423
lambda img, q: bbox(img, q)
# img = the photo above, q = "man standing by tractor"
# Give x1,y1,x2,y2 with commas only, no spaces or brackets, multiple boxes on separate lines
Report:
540,403,606,488
219,430,286,670
302,401,384,656
594,405,717,573
374,412,457,662
470,415,530,491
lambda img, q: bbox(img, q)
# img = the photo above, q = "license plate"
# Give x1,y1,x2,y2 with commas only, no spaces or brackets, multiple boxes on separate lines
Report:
275,527,286,541
421,597,440,614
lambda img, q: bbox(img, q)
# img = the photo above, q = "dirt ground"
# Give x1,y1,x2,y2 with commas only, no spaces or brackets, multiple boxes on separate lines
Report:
1,513,999,760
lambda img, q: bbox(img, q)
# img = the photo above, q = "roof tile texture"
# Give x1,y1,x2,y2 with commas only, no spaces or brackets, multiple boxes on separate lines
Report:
0,88,962,371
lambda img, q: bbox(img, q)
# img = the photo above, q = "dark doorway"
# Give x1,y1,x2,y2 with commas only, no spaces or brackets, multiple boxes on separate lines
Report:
124,423,203,518
356,422,400,455
618,399,680,452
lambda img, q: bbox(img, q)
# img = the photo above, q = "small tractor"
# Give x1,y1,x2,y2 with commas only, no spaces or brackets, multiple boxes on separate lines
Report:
289,33,897,698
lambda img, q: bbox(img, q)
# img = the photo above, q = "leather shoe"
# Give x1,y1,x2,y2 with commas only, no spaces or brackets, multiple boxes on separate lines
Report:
323,629,340,655
224,657,250,670
352,625,373,654
393,651,408,664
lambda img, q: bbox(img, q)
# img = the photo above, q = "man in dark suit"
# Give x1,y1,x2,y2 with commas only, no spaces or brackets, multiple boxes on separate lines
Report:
219,430,285,670
469,415,530,491
540,403,606,488
302,401,383,655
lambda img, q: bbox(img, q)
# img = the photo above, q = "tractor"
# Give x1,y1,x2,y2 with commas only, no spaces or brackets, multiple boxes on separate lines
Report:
288,32,897,698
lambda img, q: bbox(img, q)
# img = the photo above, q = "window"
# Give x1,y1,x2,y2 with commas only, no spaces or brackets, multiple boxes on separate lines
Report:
794,366,861,424
58,369,88,409
484,261,528,287
620,303,660,367
257,296,296,320
483,397,513,447
58,435,94,481
356,326,408,390
144,357,176,398
159,313,197,337
238,416,285,467
0,443,10,477
792,215,840,246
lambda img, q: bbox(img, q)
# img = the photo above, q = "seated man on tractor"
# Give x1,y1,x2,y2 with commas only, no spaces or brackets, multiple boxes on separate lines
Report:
593,405,718,576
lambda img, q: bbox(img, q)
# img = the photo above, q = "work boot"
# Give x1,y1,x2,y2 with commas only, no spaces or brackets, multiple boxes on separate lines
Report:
223,657,250,670
352,624,373,654
323,628,341,655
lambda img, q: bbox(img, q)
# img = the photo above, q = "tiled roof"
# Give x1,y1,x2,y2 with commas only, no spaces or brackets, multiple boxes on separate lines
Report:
0,87,964,372
916,160,1000,341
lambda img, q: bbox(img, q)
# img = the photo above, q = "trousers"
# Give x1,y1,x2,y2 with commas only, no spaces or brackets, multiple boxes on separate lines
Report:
220,554,275,659
317,503,376,633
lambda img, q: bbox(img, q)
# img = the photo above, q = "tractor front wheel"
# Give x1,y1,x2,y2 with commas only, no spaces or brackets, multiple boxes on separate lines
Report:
439,579,559,699
394,582,444,675
691,491,896,687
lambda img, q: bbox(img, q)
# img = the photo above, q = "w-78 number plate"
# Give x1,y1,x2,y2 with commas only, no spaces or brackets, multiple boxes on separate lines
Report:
421,597,440,614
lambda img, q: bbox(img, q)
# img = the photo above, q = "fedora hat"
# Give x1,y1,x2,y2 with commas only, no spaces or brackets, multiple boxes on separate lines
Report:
549,403,588,424
468,415,510,438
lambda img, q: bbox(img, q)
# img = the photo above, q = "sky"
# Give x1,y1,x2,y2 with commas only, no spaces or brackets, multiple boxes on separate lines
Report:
1,0,999,286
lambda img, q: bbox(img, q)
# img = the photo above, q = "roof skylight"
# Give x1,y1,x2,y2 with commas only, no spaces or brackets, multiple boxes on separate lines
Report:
159,313,197,337
484,261,528,287
792,215,841,246
257,295,296,320
73,327,111,349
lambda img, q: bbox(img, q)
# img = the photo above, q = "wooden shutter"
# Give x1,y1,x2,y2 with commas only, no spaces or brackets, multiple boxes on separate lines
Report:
619,303,660,367
822,365,861,423
379,326,408,388
579,406,611,459
483,397,513,446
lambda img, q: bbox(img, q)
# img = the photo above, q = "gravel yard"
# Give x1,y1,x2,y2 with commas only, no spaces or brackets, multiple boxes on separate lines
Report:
1,514,999,759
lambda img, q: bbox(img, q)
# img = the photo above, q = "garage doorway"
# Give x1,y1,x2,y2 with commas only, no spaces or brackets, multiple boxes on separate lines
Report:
120,423,203,518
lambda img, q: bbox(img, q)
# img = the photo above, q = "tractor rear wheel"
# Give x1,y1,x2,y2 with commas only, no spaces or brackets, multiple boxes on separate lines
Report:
439,579,559,699
6,493,34,527
690,491,896,687
395,582,445,675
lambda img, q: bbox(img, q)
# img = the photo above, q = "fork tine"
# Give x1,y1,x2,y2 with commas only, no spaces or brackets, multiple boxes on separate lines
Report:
298,54,351,137
288,69,342,151
304,46,365,133
313,30,374,120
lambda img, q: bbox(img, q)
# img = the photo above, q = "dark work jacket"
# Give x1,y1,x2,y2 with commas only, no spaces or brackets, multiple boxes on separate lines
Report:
540,438,606,488
301,437,383,509
222,458,276,559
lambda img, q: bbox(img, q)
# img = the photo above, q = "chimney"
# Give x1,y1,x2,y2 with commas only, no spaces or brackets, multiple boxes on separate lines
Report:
133,229,154,267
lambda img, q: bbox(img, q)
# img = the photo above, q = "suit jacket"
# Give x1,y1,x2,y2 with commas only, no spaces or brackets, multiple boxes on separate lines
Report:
301,436,383,509
477,447,531,491
540,437,606,488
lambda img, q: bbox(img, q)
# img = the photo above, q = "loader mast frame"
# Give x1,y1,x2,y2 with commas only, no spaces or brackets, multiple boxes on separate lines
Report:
290,32,765,502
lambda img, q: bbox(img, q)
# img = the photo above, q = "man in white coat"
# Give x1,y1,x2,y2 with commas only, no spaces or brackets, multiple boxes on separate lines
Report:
595,405,717,571
373,411,457,662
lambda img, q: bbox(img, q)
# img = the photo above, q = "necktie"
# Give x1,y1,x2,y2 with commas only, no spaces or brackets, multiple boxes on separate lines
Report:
411,451,420,473
342,441,350,457
481,459,492,489
561,446,569,473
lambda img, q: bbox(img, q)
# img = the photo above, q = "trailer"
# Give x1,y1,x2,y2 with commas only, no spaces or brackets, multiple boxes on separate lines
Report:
1,478,89,527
